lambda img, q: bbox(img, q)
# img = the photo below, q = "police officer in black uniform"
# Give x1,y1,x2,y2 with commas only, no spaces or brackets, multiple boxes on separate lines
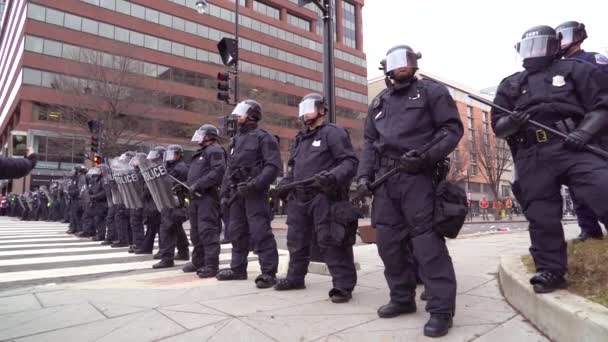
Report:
555,21,608,242
135,146,166,255
492,25,608,293
87,167,108,241
67,166,86,234
111,152,133,248
356,45,463,337
217,100,281,288
273,93,359,303
128,153,146,253
153,145,190,268
181,125,226,278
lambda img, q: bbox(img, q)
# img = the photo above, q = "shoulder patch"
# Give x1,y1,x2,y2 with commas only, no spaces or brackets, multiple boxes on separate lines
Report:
595,53,608,65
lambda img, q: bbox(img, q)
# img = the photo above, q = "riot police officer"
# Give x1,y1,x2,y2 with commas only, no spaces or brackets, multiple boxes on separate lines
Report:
110,152,134,248
218,100,281,288
128,153,147,253
181,125,226,278
99,164,114,244
87,167,107,241
492,26,608,293
67,166,86,234
356,45,463,337
274,93,359,303
555,21,608,242
153,145,190,268
135,146,166,254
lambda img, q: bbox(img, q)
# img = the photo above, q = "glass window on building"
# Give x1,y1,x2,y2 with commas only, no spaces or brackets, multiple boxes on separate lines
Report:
129,31,144,46
115,26,130,42
43,40,62,57
82,18,99,35
342,1,356,48
98,22,115,39
27,3,46,21
159,12,172,27
100,0,116,11
23,69,42,86
144,35,158,49
130,3,145,19
287,13,310,31
145,8,159,23
253,1,280,20
45,8,64,26
25,36,44,53
116,0,130,14
64,13,82,30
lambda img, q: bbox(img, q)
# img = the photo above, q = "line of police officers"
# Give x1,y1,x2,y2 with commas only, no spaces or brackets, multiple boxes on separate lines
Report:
5,20,607,338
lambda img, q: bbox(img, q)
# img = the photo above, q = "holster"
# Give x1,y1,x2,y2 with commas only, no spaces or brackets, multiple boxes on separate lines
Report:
318,201,360,248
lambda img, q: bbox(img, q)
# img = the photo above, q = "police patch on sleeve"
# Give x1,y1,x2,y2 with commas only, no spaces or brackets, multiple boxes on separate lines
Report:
594,53,608,65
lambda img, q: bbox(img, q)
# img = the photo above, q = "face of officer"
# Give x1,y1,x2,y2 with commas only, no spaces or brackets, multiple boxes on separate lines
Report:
299,98,326,129
391,67,416,83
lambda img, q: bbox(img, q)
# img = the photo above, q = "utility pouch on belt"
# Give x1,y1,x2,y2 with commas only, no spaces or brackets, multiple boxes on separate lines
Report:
433,180,468,239
325,201,360,247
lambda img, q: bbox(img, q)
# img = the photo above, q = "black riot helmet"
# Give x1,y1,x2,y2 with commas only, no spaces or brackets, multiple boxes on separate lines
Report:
164,144,183,162
555,21,587,51
298,93,327,125
515,25,561,60
231,99,262,122
191,124,220,144
384,45,422,74
147,145,166,161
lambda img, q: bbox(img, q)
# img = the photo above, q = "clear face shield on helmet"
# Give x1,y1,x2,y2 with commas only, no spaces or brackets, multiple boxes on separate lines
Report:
163,150,180,163
298,98,320,125
231,102,252,120
515,35,559,59
555,27,576,49
146,149,164,160
385,48,419,73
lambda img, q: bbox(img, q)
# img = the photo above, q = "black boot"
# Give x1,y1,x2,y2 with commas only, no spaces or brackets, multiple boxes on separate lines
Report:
100,240,112,246
182,263,198,273
424,313,453,338
377,301,417,318
255,274,276,289
175,250,190,261
420,291,428,301
128,245,135,253
274,278,306,291
133,248,152,255
152,260,175,269
530,271,567,293
153,252,162,260
197,267,218,278
573,231,603,243
329,288,352,304
216,268,247,281
111,241,129,248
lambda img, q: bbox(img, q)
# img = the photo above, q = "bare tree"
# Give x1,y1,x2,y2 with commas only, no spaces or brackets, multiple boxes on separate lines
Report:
49,49,162,157
447,148,469,183
474,131,513,206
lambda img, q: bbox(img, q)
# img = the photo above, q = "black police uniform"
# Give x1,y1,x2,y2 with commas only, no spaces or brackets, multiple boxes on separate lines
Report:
221,122,281,278
102,176,116,244
68,175,83,233
157,160,190,262
187,143,226,272
129,171,145,250
282,123,358,293
112,203,130,246
492,58,608,281
358,77,463,315
88,175,108,240
140,184,160,253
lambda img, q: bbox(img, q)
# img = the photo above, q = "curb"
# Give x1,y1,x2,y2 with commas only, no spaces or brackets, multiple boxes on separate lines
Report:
498,255,608,342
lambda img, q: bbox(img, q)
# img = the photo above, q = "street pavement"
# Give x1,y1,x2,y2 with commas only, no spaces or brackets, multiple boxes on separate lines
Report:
0,218,260,291
0,216,584,341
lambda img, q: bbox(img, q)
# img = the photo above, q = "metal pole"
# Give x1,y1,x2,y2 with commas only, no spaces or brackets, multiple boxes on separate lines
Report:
322,0,336,123
234,0,240,102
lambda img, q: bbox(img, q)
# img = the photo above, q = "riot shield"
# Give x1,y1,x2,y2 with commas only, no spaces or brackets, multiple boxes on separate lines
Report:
111,158,143,209
138,156,179,212
105,161,123,206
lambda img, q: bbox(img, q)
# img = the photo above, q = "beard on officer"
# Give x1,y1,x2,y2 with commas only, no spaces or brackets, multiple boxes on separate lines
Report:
492,25,608,294
356,45,464,338
217,100,281,289
273,93,359,303
180,125,227,279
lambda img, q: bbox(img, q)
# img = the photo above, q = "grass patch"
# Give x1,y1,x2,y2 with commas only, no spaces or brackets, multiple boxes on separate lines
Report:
521,238,608,308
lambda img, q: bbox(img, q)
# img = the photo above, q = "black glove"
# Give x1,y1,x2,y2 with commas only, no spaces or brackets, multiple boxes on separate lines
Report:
171,183,186,195
564,129,593,151
237,180,257,196
274,183,291,200
354,178,372,199
399,150,429,174
510,111,530,125
494,111,531,138
313,171,336,191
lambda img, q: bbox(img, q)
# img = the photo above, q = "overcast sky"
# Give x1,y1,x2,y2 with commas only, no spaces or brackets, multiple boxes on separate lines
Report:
362,0,608,90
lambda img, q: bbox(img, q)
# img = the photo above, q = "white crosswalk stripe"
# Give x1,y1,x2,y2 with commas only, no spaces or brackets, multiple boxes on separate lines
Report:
0,217,252,288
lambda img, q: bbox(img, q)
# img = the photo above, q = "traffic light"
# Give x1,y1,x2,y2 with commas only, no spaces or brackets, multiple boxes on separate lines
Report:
93,155,102,166
217,38,238,67
217,72,231,104
90,136,99,153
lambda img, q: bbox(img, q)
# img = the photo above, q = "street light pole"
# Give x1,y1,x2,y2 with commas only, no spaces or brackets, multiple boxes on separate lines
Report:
233,0,240,102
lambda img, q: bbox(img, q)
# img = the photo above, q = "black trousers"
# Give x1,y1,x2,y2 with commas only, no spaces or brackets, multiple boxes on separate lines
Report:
113,204,130,243
88,203,108,240
371,169,457,315
141,208,161,252
227,191,278,276
130,208,145,249
158,208,189,261
286,193,357,291
70,201,83,232
189,195,221,270
514,142,608,276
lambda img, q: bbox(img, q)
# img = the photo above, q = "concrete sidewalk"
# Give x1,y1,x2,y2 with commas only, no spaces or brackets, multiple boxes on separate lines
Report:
0,225,580,341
